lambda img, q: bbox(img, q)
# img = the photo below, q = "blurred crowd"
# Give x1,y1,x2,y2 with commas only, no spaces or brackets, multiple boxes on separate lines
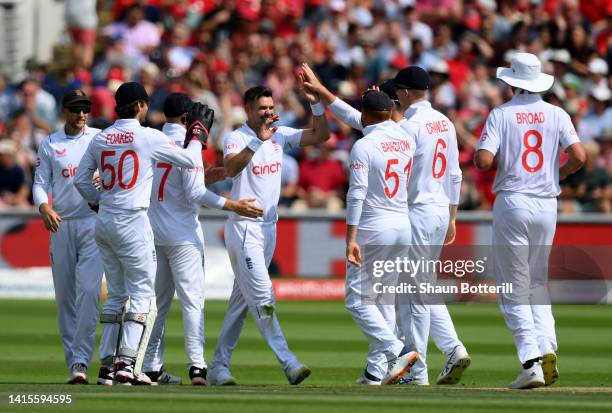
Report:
0,0,611,213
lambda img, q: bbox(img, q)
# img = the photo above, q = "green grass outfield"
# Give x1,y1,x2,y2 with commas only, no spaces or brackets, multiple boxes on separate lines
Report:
0,300,611,412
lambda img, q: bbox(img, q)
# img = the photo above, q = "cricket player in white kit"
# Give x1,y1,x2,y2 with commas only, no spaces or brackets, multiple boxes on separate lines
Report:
345,90,419,385
74,82,207,385
33,90,104,384
475,53,586,389
208,83,329,386
143,93,263,385
391,67,469,386
301,63,470,385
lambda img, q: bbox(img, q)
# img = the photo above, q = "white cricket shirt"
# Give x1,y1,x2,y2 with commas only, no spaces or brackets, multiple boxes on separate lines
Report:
74,118,202,212
477,94,580,197
148,122,226,246
33,126,101,219
223,123,302,223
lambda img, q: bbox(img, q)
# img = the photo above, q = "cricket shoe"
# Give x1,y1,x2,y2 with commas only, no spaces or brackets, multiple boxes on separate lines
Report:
436,345,471,385
66,363,88,384
145,367,182,385
508,362,545,389
97,365,114,386
355,369,382,386
285,364,311,385
541,353,559,386
208,367,237,386
398,374,430,386
189,366,207,385
113,360,152,386
382,348,419,385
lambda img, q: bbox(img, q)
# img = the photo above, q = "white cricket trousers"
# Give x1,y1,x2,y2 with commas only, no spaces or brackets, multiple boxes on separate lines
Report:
96,209,157,361
210,220,299,373
398,204,463,381
144,244,206,372
345,225,411,380
50,216,104,368
493,192,557,364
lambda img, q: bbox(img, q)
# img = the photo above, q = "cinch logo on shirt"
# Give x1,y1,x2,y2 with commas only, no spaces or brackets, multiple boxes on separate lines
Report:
55,148,67,157
186,166,205,173
105,132,135,144
380,140,411,153
350,162,365,170
252,161,281,175
225,143,237,151
425,120,449,134
61,164,77,178
515,112,545,125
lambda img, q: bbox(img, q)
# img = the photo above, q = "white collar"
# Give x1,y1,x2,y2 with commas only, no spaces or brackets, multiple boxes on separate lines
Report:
403,100,432,120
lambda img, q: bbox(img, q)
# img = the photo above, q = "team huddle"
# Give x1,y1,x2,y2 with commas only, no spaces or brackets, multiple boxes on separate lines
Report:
34,52,585,389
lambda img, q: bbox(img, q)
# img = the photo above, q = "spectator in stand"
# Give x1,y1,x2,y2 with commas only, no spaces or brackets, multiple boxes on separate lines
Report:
280,153,299,208
103,4,161,69
560,141,612,213
295,135,345,211
10,79,55,130
139,62,167,128
578,86,612,142
0,140,30,208
166,22,198,74
0,75,14,124
64,0,98,68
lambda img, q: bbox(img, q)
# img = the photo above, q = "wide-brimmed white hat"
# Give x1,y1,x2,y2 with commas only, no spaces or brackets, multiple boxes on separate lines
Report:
496,52,554,93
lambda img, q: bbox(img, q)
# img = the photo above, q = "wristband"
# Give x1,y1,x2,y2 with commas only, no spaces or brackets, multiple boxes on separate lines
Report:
247,137,264,152
310,102,324,116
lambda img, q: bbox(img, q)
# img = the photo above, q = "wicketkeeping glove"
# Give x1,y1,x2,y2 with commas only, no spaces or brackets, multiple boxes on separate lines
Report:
184,102,214,149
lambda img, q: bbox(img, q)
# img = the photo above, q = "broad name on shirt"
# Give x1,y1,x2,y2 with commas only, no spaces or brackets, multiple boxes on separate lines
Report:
105,132,135,145
380,140,411,153
515,112,545,125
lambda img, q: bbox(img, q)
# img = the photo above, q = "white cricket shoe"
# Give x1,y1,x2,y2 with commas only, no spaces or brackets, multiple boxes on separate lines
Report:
541,353,559,386
208,367,238,386
285,364,311,385
508,362,545,389
355,369,382,386
436,345,471,385
398,374,430,386
382,349,419,385
66,363,88,384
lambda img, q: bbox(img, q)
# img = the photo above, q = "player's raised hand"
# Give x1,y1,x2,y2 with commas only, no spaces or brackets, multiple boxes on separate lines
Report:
347,241,362,267
300,63,325,96
297,69,319,103
228,198,264,218
257,114,279,142
39,204,62,232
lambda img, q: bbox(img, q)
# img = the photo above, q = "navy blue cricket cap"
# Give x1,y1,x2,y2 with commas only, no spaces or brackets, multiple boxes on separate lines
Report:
114,81,149,107
361,90,393,111
393,66,429,90
163,93,195,118
62,89,91,107
378,79,399,102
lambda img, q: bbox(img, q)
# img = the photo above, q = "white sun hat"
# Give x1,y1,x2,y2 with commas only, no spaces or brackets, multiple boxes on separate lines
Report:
496,52,555,93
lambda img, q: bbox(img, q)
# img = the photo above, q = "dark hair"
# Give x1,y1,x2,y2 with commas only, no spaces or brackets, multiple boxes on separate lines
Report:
243,86,273,105
115,101,143,119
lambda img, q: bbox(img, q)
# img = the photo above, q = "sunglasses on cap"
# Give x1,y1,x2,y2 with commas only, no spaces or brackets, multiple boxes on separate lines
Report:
67,106,91,114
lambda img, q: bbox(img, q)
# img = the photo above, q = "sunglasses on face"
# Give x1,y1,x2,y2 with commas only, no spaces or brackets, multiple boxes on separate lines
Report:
67,106,91,114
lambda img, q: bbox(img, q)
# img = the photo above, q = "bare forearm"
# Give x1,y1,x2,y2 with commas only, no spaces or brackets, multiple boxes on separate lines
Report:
449,204,458,222
346,224,358,244
224,148,255,177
